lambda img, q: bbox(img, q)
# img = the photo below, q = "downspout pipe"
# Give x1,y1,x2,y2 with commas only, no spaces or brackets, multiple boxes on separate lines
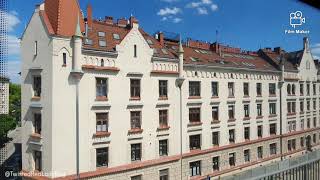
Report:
279,54,285,161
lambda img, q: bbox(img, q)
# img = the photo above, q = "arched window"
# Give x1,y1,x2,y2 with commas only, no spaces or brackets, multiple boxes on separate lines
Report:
292,84,295,95
287,84,291,95
101,59,104,67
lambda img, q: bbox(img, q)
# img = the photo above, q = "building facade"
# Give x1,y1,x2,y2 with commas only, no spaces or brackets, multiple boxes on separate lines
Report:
21,0,320,179
0,77,9,115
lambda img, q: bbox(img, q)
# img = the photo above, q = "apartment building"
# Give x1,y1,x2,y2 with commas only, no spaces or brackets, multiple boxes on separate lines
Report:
0,76,9,114
21,0,320,179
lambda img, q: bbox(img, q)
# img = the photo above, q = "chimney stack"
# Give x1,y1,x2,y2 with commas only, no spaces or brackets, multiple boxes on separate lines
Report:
87,4,92,28
129,16,139,28
117,18,128,27
158,32,164,46
303,37,310,52
105,16,113,25
274,47,282,54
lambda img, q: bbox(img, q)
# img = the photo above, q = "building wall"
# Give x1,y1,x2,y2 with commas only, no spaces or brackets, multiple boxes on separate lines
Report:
0,81,9,114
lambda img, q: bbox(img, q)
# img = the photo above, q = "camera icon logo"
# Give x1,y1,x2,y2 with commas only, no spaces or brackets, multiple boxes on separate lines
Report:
290,11,305,28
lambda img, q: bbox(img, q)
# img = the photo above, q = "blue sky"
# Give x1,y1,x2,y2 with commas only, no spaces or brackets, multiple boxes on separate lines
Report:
6,0,320,83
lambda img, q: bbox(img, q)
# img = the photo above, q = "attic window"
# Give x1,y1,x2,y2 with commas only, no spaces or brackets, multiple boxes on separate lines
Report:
171,46,177,50
147,39,153,45
98,32,106,37
161,49,168,54
190,57,199,62
84,39,93,45
113,33,120,40
99,40,106,47
194,49,200,53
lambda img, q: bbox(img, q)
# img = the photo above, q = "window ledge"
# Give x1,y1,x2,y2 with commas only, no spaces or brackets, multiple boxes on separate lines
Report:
157,125,170,131
243,95,250,98
211,96,219,99
256,95,262,97
158,96,168,101
256,116,263,119
31,96,41,101
228,96,235,98
188,96,201,99
269,94,276,97
62,64,66,67
287,113,296,116
211,120,220,124
188,122,202,127
129,97,141,101
30,133,41,139
128,128,143,134
243,117,251,120
268,114,277,118
228,118,236,122
95,96,108,101
93,131,111,137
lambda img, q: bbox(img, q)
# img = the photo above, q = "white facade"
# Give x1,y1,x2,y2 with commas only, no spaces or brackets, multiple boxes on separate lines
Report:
0,78,9,114
21,3,320,180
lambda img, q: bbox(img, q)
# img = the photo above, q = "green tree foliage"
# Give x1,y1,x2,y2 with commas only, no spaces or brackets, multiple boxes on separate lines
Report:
0,114,16,142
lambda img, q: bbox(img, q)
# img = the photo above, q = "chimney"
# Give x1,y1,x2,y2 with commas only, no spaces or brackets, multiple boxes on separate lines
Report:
303,37,310,52
105,16,113,25
129,16,139,28
117,18,128,27
274,47,282,54
158,32,164,46
87,4,92,27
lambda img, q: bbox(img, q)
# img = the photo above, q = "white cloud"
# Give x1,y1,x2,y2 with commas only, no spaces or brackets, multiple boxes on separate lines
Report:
8,35,20,56
157,7,182,16
173,17,182,23
0,10,21,32
160,0,179,2
210,4,218,11
7,59,21,84
186,0,218,14
311,43,320,60
197,7,208,15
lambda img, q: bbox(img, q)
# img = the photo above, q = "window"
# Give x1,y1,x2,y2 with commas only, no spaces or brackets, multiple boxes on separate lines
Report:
292,84,296,95
99,40,106,47
244,149,250,162
131,143,141,161
307,84,310,96
211,82,218,97
287,84,291,95
34,41,38,56
269,103,276,115
189,81,201,97
189,108,201,123
269,83,276,95
257,146,263,159
228,82,234,97
307,101,310,111
270,143,277,155
190,161,201,176
63,53,67,65
256,83,262,96
313,134,317,143
33,76,41,97
313,100,316,110
101,59,104,67
212,156,219,171
244,127,250,140
313,84,316,95
244,104,250,118
243,83,249,96
98,31,105,37
159,110,168,127
113,33,120,40
287,121,296,132
313,117,317,127
257,104,262,116
96,78,108,98
134,44,137,57
34,113,41,135
301,119,305,130
96,113,108,132
159,139,168,156
229,129,235,143
159,80,168,98
300,84,304,95
189,135,201,150
96,147,108,167
212,131,219,146
300,137,305,147
34,151,42,171
131,175,142,180
307,118,310,128
228,105,235,119
300,101,304,112
257,125,263,138
130,79,140,98
84,38,93,45
288,139,296,151
229,153,236,166
287,102,296,114
159,169,169,180
130,111,141,129
212,106,219,121
270,123,277,135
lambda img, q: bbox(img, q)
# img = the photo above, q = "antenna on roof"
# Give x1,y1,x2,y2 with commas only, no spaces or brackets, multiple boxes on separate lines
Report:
216,30,218,44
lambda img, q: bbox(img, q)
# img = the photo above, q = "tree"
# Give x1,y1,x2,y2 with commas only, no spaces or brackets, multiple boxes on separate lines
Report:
0,114,16,146
9,83,21,123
